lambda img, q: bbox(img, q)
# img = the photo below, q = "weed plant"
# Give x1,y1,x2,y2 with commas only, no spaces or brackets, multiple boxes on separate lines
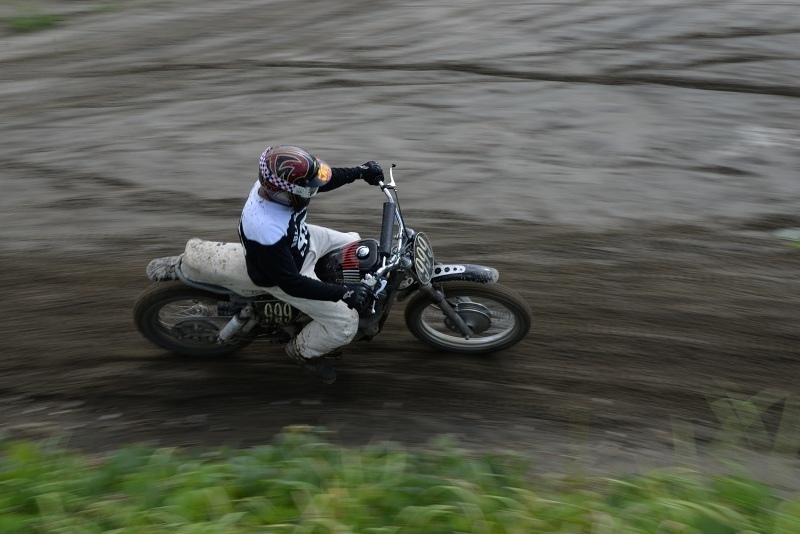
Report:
0,424,798,533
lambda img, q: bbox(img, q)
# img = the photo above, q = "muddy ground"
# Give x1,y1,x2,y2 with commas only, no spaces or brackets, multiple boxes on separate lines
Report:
1,0,800,477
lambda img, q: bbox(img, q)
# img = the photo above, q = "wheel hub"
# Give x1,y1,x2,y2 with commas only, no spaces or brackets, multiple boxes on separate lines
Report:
444,302,492,334
171,318,221,344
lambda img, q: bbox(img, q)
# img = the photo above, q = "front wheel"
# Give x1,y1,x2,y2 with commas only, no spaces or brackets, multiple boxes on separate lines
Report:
403,282,532,354
132,281,252,358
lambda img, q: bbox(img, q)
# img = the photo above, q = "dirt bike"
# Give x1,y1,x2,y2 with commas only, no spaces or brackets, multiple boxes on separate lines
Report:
133,164,532,358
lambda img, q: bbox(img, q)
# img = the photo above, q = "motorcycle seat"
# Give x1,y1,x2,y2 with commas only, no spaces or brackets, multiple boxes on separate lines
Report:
181,238,270,297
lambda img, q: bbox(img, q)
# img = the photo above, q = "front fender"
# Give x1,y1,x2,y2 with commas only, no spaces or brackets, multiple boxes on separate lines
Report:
397,263,499,301
431,263,499,284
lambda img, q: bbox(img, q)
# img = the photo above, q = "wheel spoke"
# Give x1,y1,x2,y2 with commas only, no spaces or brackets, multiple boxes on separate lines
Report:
133,282,254,357
154,298,228,347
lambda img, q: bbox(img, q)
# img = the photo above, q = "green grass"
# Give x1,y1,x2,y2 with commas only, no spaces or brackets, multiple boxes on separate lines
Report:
0,427,798,533
775,228,800,249
4,11,60,32
2,1,125,32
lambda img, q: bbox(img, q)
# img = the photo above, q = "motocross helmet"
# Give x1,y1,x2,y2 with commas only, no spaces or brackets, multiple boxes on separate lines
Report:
258,145,332,207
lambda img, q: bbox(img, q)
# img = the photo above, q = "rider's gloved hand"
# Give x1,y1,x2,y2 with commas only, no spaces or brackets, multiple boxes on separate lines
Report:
358,161,383,186
341,283,373,311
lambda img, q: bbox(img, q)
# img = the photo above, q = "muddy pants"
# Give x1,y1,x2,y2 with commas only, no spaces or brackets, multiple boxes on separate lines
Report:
265,224,361,358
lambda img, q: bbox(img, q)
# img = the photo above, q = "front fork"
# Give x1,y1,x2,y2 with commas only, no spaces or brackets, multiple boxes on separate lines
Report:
419,282,473,339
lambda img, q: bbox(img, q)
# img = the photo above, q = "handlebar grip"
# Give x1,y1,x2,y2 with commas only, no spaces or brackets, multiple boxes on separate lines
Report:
379,202,394,257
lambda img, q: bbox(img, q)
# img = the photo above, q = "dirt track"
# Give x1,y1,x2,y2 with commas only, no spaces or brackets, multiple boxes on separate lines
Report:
2,0,800,476
3,221,800,475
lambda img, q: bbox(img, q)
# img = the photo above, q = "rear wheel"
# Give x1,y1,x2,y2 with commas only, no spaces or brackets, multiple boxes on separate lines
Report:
132,281,251,357
404,282,532,354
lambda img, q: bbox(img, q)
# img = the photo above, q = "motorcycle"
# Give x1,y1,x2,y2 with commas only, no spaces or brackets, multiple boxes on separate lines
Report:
133,164,532,358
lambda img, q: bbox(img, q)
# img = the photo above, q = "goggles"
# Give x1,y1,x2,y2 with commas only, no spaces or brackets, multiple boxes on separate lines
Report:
290,184,320,199
290,159,332,198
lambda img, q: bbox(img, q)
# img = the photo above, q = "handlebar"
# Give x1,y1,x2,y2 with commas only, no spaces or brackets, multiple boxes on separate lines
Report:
376,163,397,190
375,163,406,263
361,163,409,314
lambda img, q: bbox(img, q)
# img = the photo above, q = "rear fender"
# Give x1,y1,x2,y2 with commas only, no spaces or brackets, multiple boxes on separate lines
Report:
145,254,235,295
146,255,181,281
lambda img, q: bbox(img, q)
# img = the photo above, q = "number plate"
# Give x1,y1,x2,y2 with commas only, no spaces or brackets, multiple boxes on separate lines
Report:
262,300,295,325
412,232,435,284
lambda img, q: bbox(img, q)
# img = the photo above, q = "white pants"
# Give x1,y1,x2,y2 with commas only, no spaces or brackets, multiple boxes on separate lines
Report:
266,224,361,358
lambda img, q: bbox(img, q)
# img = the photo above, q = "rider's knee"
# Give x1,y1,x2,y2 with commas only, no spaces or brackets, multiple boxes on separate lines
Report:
339,310,359,342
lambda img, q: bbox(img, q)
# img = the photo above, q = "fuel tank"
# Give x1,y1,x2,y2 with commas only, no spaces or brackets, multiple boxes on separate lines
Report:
315,239,381,284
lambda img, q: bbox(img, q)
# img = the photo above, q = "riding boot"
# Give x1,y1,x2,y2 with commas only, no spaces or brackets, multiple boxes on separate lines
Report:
286,340,337,385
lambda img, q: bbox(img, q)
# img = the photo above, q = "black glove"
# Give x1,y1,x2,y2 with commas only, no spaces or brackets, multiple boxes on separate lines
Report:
358,161,383,186
341,283,373,311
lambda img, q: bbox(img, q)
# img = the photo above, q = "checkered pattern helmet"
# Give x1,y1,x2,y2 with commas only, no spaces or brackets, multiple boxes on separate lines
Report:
259,145,332,207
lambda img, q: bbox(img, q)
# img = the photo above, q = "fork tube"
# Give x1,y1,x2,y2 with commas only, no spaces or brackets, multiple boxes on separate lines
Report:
420,283,473,339
379,202,395,257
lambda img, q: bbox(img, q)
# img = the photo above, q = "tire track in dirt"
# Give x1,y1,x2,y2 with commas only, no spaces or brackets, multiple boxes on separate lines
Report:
45,57,799,98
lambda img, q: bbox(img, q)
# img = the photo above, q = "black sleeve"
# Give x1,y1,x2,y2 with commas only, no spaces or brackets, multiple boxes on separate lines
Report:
242,234,348,302
318,167,362,192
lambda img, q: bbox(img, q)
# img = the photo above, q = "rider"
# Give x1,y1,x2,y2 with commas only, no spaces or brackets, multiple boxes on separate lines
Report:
238,145,383,384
